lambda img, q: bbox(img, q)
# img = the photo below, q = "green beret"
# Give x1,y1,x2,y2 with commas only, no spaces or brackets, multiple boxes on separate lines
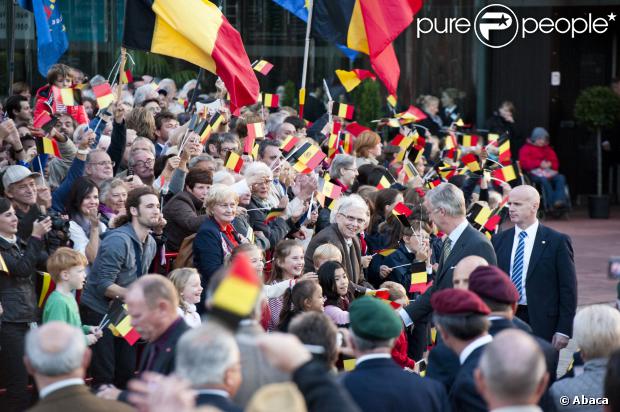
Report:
349,296,403,341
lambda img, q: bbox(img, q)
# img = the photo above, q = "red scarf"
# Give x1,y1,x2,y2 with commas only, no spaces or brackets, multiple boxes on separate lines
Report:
219,222,239,248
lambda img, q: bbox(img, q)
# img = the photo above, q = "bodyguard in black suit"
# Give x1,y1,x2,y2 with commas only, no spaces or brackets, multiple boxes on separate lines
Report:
401,183,497,326
491,185,577,349
342,296,449,412
431,288,493,412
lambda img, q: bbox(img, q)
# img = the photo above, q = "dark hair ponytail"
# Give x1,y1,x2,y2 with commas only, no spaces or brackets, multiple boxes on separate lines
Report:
277,280,318,332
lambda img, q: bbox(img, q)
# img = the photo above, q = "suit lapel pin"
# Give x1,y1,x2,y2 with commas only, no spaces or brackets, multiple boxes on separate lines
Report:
542,241,546,244
166,347,171,353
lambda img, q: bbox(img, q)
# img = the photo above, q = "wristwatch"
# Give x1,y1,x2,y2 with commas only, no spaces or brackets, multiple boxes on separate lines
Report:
76,148,90,156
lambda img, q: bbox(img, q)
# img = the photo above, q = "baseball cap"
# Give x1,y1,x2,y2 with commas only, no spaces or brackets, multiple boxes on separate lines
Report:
2,165,41,189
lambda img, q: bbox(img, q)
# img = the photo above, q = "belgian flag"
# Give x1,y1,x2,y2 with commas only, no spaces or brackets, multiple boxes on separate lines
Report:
311,0,422,95
122,0,259,114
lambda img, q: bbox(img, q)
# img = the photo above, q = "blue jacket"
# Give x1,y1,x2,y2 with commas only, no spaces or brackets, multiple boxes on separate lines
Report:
193,217,241,298
51,157,85,213
341,357,450,412
81,223,157,314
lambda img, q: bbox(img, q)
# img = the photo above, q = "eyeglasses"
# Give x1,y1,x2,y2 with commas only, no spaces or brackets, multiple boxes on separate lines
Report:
215,203,237,210
133,159,154,168
252,179,273,187
338,213,366,225
89,161,115,167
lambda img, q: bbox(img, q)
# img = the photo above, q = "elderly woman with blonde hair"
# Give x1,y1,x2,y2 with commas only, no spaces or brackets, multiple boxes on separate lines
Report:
243,162,307,251
193,184,244,311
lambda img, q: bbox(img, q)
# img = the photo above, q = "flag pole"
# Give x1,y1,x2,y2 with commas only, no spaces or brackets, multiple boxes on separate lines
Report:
117,48,127,101
299,0,314,119
187,68,205,114
7,0,16,96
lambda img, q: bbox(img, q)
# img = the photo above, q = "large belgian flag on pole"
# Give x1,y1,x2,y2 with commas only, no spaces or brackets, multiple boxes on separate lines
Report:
312,0,423,95
122,0,259,114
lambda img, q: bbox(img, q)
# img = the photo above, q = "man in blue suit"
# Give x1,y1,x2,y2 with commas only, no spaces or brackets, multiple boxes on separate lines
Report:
431,288,493,412
341,296,449,412
491,185,577,350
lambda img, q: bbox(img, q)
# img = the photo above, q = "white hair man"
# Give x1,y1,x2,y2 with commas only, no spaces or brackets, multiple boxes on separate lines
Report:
304,194,371,289
400,183,497,329
24,322,133,412
176,323,243,411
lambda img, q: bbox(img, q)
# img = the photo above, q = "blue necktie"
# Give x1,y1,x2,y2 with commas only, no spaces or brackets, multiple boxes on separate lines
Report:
511,231,528,298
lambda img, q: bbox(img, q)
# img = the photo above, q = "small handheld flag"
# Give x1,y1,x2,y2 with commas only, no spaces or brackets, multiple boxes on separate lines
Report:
253,60,274,75
225,151,244,173
92,83,115,109
331,103,355,120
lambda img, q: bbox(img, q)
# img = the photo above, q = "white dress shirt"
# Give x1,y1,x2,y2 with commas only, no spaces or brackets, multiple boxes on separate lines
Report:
356,353,392,366
509,220,539,305
459,334,493,364
39,378,85,399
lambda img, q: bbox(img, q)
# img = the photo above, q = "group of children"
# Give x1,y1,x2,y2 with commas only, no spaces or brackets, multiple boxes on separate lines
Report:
42,197,431,370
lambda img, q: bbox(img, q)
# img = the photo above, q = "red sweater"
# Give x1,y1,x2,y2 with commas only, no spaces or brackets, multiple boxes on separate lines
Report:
518,142,559,172
391,329,415,369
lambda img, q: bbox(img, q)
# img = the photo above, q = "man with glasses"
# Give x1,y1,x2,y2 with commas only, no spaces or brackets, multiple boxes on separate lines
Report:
216,133,240,160
304,194,371,289
128,150,155,186
85,149,115,187
399,183,497,329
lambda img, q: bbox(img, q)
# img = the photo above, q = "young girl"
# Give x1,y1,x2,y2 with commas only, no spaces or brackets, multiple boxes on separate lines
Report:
266,239,306,331
318,261,352,327
277,280,324,332
168,268,203,328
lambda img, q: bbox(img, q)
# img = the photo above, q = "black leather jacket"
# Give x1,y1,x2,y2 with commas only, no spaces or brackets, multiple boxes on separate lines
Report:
0,236,48,323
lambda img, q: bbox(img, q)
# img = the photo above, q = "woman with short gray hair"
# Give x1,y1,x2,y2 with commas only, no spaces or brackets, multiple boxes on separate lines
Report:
316,154,359,233
550,305,620,412
304,194,371,290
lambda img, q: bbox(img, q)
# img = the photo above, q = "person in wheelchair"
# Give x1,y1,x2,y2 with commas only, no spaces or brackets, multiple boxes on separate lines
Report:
519,127,568,210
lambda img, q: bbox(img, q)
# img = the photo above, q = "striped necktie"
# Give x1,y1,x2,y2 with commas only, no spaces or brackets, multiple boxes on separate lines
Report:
440,237,452,265
511,231,528,298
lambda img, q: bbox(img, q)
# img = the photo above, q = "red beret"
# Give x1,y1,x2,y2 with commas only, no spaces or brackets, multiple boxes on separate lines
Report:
431,289,490,315
468,266,519,304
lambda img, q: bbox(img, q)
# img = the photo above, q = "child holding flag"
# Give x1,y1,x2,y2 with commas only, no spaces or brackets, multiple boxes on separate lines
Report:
42,247,102,345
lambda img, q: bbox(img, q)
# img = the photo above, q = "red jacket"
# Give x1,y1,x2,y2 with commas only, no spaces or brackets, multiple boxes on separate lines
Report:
391,329,415,369
34,85,89,126
518,141,559,172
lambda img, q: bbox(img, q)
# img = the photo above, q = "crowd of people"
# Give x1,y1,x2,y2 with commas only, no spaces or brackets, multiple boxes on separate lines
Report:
0,60,614,412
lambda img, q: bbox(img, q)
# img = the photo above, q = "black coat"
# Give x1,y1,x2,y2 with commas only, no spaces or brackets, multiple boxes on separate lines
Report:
404,224,497,323
246,196,295,250
294,360,361,412
0,236,48,323
341,357,449,412
449,345,488,412
492,224,577,341
196,393,242,412
118,318,190,403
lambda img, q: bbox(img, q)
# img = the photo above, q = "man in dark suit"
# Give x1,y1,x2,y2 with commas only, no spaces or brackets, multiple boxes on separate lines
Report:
400,183,497,327
431,288,493,412
25,322,134,412
468,265,558,411
491,185,577,350
97,275,190,403
341,296,449,412
426,255,490,391
175,323,243,412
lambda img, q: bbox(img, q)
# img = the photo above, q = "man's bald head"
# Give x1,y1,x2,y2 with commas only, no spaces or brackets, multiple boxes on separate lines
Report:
25,322,87,377
453,256,489,290
508,185,540,229
475,329,548,407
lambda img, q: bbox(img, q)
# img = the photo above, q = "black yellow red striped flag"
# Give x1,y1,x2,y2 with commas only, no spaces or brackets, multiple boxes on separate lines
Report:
122,0,259,113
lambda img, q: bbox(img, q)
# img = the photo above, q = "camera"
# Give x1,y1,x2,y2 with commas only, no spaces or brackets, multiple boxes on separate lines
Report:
38,210,71,252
